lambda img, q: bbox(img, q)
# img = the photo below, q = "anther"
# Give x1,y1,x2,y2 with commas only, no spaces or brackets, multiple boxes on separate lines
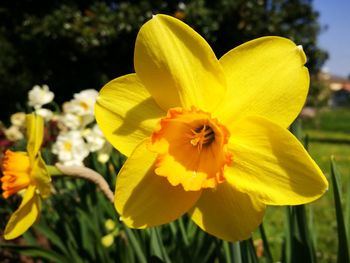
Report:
190,125,215,150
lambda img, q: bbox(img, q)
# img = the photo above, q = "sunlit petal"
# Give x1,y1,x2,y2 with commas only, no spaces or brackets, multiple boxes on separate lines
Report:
135,14,226,112
95,74,165,156
217,37,309,128
4,185,41,240
26,114,44,162
226,116,328,205
31,154,51,198
115,139,201,228
190,182,265,241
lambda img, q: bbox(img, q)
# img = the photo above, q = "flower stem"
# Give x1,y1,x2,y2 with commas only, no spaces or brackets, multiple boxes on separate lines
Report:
54,163,114,203
47,165,63,176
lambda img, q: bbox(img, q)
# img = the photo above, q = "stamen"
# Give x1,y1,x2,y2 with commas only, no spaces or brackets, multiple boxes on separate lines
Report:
190,125,215,150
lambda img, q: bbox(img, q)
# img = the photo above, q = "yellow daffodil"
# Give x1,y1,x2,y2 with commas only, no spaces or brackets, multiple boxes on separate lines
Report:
1,114,51,240
95,14,328,241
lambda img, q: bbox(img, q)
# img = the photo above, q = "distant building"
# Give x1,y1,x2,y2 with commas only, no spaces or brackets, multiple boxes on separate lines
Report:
319,71,350,107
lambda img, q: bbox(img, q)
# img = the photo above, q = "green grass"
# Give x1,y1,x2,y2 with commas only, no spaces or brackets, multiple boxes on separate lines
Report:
303,107,350,133
307,141,350,181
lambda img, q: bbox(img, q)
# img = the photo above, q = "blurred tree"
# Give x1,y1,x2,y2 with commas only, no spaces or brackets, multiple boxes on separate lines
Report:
0,0,327,120
183,0,328,73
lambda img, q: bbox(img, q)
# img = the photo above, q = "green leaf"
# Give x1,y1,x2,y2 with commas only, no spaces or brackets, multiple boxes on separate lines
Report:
150,227,171,263
22,230,38,246
123,226,147,263
177,217,189,247
283,206,316,263
199,238,216,263
150,228,163,259
259,223,273,263
222,241,232,263
346,176,350,248
63,223,84,263
330,158,350,263
284,119,317,263
247,238,259,263
232,242,242,263
240,240,249,263
76,209,97,260
283,207,293,263
34,222,69,255
0,244,70,263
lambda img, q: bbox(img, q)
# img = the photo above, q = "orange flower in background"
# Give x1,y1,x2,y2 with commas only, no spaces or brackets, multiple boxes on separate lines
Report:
2,150,31,199
95,14,328,241
1,114,51,240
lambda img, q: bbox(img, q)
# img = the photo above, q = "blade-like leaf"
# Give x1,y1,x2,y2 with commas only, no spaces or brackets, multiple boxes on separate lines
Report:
34,223,69,255
177,217,189,247
247,238,259,263
123,227,147,263
223,241,232,263
330,158,350,263
0,244,70,263
346,176,350,248
232,242,242,263
259,223,273,263
152,227,171,263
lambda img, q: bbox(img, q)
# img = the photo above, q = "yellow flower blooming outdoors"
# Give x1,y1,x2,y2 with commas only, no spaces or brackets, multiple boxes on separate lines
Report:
95,14,328,241
1,114,51,240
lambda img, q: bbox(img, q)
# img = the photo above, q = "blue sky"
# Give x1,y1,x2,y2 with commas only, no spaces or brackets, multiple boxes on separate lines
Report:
313,0,350,77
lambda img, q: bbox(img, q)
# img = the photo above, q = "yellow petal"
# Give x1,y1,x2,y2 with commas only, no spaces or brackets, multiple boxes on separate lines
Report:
226,116,328,205
26,113,44,162
189,182,265,241
134,14,226,112
95,74,165,156
217,37,309,128
31,154,51,198
115,139,201,228
4,185,41,240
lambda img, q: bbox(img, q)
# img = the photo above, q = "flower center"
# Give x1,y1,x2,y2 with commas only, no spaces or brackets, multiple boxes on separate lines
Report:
150,107,232,191
64,141,73,152
1,150,31,199
80,101,89,111
190,125,215,150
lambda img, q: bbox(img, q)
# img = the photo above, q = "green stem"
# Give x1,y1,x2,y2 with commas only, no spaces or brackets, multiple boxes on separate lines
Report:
46,165,63,176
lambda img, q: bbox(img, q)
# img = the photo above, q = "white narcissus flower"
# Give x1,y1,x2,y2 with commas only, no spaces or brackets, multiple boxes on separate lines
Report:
28,85,54,109
67,89,98,116
10,112,26,127
4,126,24,141
59,113,82,130
83,124,113,163
52,131,89,166
83,124,106,152
62,89,97,128
35,108,54,121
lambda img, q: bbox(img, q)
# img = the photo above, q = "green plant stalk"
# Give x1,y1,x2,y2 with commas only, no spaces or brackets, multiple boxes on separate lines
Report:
47,165,63,176
223,241,232,263
123,227,147,263
231,242,242,263
346,177,350,249
330,158,350,263
259,223,273,263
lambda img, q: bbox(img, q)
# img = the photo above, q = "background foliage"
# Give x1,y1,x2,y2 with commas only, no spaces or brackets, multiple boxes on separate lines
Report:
0,0,327,120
